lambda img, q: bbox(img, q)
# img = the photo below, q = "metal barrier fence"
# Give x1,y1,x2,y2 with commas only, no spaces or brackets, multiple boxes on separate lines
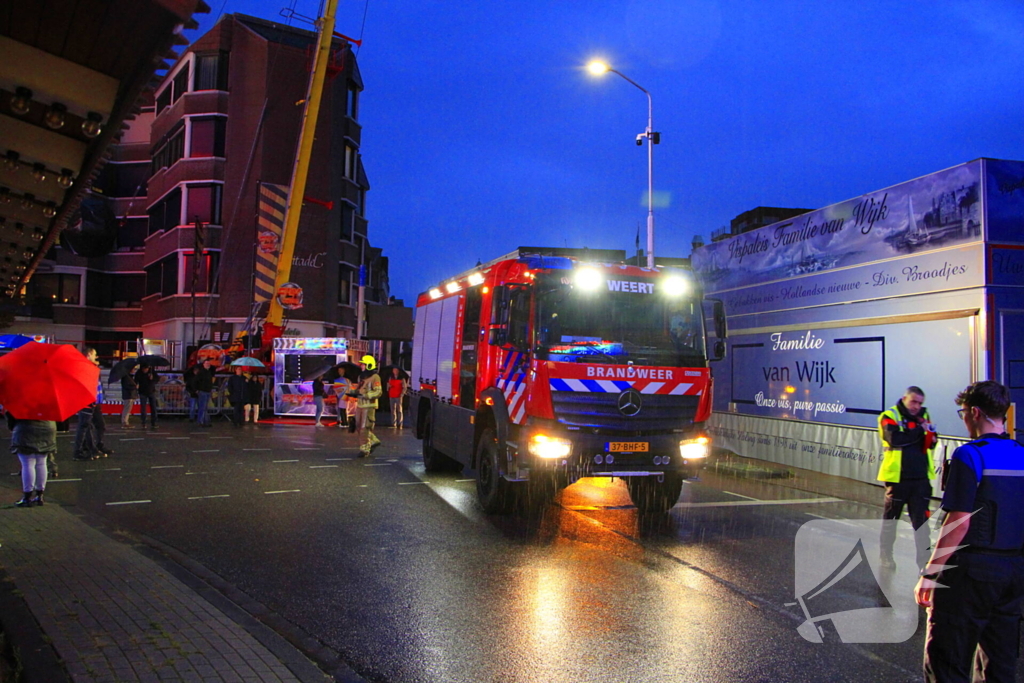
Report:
102,373,271,419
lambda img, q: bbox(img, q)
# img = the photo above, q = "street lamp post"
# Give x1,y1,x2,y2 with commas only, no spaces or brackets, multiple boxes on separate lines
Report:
587,60,658,269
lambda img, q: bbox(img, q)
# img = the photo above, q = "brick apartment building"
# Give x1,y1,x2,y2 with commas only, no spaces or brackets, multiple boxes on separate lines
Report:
13,13,389,362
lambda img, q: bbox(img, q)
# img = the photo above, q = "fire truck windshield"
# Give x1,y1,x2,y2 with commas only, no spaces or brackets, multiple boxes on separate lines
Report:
535,280,706,366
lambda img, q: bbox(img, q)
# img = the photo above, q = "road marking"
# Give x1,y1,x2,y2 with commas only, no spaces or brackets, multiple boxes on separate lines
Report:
672,497,843,509
151,465,183,470
273,459,299,463
119,438,144,442
192,449,220,453
244,448,271,451
45,478,82,483
167,437,191,440
722,490,759,501
264,490,300,495
363,463,390,467
398,481,428,486
188,494,230,500
455,479,475,483
357,484,369,488
325,457,353,461
310,465,338,469
210,436,233,439
106,500,151,506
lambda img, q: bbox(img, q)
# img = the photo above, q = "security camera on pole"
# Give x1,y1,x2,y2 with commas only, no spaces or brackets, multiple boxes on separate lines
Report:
587,60,660,269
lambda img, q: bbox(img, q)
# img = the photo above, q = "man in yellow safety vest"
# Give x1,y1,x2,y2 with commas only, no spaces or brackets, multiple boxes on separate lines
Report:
877,385,938,570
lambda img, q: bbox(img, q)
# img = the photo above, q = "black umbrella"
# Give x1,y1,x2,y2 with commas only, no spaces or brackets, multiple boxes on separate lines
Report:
139,354,170,367
308,361,360,383
107,357,139,384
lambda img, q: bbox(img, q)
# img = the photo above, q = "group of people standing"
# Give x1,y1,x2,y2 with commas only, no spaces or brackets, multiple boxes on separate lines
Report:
877,381,1024,682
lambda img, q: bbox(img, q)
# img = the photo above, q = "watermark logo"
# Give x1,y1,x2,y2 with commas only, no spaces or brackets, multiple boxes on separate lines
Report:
790,519,921,643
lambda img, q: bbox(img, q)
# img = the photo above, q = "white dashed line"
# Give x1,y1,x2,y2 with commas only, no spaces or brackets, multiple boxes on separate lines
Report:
363,463,390,467
119,438,144,442
264,490,301,495
722,491,759,501
398,481,428,486
309,465,338,469
106,500,151,506
151,465,184,470
166,437,191,440
192,449,220,453
188,494,230,500
325,458,352,461
46,478,82,483
273,459,299,463
455,479,475,483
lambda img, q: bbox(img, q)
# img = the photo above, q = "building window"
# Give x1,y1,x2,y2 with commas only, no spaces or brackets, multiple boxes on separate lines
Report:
156,87,171,115
186,184,222,226
190,117,227,158
172,67,190,104
346,81,358,120
152,125,185,174
338,264,353,305
28,273,80,305
194,52,229,91
85,273,145,308
344,144,357,180
145,254,179,298
95,162,149,199
148,188,182,235
357,188,366,216
340,203,354,241
183,251,220,293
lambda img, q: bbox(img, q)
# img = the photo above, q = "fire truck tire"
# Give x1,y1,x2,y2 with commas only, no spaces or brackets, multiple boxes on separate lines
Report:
626,474,684,515
475,427,515,514
421,412,453,472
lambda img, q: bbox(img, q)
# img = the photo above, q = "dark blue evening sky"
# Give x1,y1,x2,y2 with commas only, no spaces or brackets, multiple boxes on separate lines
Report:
192,0,1024,303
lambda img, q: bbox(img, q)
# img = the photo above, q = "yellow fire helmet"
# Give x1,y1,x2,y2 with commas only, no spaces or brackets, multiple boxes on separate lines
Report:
360,355,376,370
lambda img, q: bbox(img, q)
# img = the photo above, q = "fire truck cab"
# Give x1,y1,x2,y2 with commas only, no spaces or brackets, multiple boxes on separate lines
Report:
410,248,726,514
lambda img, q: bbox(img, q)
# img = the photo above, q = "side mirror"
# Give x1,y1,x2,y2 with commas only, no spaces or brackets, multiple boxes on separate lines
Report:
712,339,727,361
712,299,727,339
488,327,507,346
488,286,511,346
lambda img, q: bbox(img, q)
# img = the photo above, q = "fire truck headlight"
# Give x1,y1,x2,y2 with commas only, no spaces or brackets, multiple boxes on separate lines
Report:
663,276,689,297
679,435,710,459
528,434,572,459
575,268,603,291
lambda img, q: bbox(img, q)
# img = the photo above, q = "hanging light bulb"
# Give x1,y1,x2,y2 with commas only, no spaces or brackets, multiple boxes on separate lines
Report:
10,88,32,116
32,228,44,241
32,163,47,183
3,151,19,172
57,169,74,188
82,112,103,138
43,103,67,130
22,249,33,259
42,201,57,218
21,193,36,210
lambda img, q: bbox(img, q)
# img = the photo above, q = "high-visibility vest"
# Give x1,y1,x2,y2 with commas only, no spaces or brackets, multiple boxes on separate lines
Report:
877,404,936,483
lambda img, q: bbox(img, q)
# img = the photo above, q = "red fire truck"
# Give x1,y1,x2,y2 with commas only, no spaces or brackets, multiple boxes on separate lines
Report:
410,248,727,514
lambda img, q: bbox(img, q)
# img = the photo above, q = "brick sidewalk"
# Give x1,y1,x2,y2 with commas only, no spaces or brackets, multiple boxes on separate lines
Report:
0,502,336,683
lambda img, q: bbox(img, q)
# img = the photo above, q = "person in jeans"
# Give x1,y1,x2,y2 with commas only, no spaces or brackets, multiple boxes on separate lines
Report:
387,367,408,428
10,414,56,507
74,347,107,460
193,359,215,427
184,365,199,422
134,365,160,428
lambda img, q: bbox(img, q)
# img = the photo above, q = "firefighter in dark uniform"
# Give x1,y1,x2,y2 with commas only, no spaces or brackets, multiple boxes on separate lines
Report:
878,385,938,569
916,380,1024,683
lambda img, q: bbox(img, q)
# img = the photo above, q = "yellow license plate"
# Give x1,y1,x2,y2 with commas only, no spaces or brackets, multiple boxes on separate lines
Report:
607,442,649,453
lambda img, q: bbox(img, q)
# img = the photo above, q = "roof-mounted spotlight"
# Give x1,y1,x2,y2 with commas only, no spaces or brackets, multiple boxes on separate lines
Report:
82,112,103,139
428,287,442,300
574,267,603,291
468,272,484,287
662,276,689,297
44,103,67,130
446,281,461,294
10,88,32,116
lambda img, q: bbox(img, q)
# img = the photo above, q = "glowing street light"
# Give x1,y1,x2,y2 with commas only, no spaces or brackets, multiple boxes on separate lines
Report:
586,59,659,269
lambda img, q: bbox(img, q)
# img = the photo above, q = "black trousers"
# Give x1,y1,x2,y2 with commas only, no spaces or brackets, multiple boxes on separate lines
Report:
91,404,106,449
925,553,1024,682
881,478,932,567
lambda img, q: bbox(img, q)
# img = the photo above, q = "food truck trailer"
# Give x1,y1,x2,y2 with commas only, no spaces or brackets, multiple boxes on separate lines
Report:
691,158,1024,490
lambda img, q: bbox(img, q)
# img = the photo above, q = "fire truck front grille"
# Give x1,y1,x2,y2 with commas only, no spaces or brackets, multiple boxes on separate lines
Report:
551,392,701,434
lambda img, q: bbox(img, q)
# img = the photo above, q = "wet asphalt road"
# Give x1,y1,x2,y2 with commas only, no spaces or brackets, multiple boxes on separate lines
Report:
6,418,977,682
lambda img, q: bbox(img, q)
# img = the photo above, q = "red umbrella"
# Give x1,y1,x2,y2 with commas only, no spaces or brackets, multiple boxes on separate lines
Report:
0,342,100,421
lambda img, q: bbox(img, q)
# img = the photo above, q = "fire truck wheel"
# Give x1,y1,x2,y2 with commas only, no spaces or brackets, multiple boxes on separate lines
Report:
475,427,515,514
626,474,684,515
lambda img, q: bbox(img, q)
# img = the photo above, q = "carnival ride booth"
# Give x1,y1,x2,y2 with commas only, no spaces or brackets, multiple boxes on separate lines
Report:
272,337,349,416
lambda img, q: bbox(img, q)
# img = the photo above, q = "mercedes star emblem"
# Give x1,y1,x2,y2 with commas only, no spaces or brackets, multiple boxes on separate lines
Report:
617,389,642,417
